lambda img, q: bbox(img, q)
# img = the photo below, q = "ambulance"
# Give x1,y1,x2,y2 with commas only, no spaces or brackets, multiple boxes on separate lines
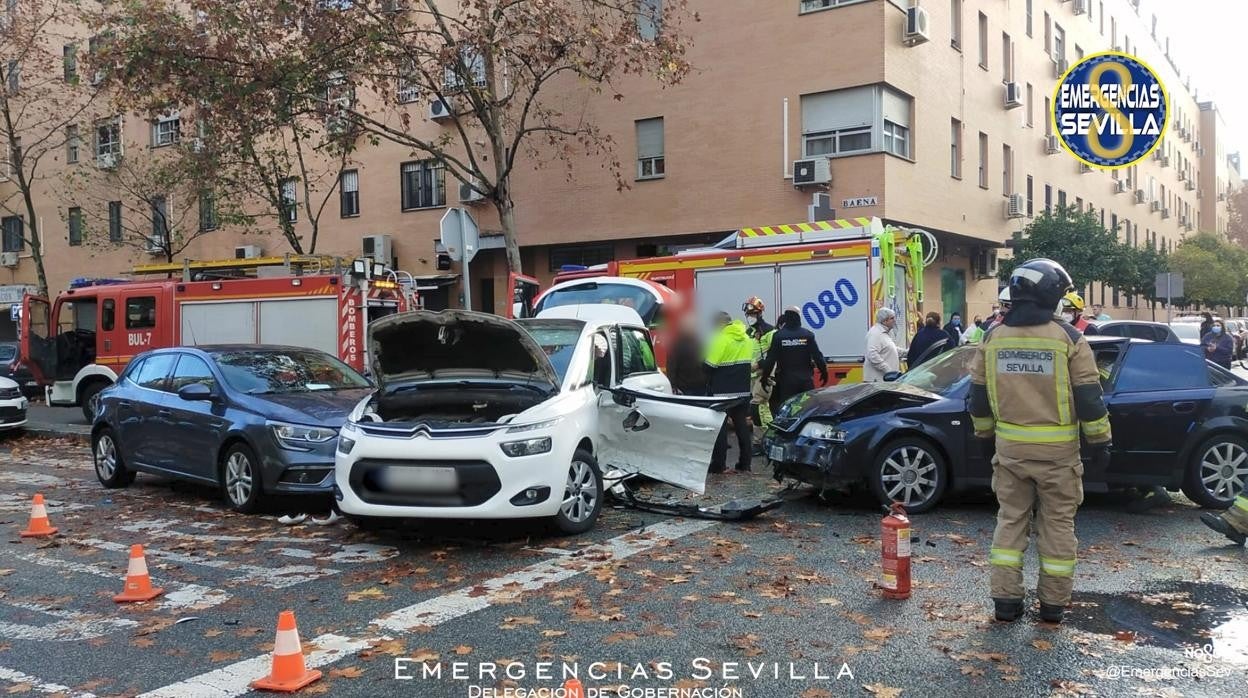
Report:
534,217,936,385
20,255,416,420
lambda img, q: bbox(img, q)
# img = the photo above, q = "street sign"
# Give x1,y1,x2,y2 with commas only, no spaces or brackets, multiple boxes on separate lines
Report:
1155,272,1183,324
439,208,480,263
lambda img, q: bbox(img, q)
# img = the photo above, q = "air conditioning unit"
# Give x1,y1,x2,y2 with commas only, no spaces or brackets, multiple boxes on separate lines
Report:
973,248,999,279
792,158,831,186
427,98,452,121
1177,170,1186,182
1004,82,1023,109
1005,193,1026,220
97,152,119,170
902,6,931,46
1079,162,1093,174
143,235,166,255
1161,207,1171,219
1115,179,1128,193
0,252,18,268
1044,134,1060,155
1185,181,1196,192
1150,200,1161,212
1134,189,1146,204
1073,0,1087,14
458,178,486,204
1052,57,1069,78
234,244,263,259
1161,156,1170,168
362,233,393,264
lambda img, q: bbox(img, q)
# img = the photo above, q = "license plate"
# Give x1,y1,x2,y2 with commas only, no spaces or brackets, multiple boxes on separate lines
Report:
377,466,458,494
768,445,786,462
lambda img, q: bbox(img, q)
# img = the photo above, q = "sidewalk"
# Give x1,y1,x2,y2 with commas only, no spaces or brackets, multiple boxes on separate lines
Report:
23,404,91,439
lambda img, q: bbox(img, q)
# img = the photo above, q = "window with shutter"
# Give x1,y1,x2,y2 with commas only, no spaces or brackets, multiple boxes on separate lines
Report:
636,118,665,180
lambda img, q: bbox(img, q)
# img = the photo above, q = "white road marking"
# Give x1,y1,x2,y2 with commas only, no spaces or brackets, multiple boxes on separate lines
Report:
0,666,98,697
0,493,89,513
5,552,230,611
0,602,138,641
0,472,66,487
117,519,400,563
139,519,716,698
118,519,326,545
79,539,337,589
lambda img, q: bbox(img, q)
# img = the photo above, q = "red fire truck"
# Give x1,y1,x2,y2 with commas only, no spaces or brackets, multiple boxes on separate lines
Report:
20,256,415,420
535,217,936,385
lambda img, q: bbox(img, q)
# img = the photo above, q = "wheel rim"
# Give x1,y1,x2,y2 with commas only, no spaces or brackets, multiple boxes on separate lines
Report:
1199,441,1247,501
561,460,598,524
225,452,253,506
880,445,939,507
95,435,116,480
86,391,100,418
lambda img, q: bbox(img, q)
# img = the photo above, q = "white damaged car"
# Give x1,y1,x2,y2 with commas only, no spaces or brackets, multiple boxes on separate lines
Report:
334,305,731,533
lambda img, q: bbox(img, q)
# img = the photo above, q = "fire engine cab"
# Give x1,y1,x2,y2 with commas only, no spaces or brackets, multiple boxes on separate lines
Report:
535,217,936,385
20,255,416,420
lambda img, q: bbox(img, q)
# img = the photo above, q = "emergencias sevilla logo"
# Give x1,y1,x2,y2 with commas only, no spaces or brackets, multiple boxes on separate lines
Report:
1051,52,1168,169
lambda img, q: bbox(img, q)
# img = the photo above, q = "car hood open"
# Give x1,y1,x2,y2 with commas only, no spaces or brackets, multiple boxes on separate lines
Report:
774,381,940,426
368,310,560,391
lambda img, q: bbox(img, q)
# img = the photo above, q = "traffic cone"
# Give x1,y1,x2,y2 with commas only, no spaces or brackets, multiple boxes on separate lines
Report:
19,494,58,538
564,678,585,698
114,544,164,603
250,610,322,692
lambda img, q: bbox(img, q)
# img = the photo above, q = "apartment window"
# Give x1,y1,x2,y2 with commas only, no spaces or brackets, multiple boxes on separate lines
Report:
340,169,360,217
636,117,665,179
66,125,79,164
5,60,17,95
198,190,217,232
6,136,17,176
1002,144,1013,195
1075,196,1083,211
977,132,988,188
1044,12,1052,54
1,216,22,253
443,45,486,93
881,89,911,158
950,0,962,50
1111,213,1118,235
400,160,445,210
1044,184,1052,212
800,0,861,12
151,112,181,148
950,118,962,178
1044,97,1052,136
1053,24,1065,61
1001,33,1012,82
1025,83,1033,127
637,0,661,40
95,118,121,163
977,12,988,69
396,63,420,104
1025,0,1033,37
279,178,298,222
108,201,122,242
63,44,77,83
801,87,874,157
1058,190,1067,209
151,195,169,243
68,207,83,246
1026,175,1034,216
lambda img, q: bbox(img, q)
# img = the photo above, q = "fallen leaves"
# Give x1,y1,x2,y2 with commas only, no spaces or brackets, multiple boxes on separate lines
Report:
208,650,241,662
454,645,473,655
498,616,540,630
862,684,903,698
1113,631,1138,643
539,630,567,638
346,587,389,602
328,666,364,679
1031,639,1053,651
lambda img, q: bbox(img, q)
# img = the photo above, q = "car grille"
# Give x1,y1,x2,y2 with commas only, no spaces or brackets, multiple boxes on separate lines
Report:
357,422,500,439
770,416,799,433
0,406,25,421
348,459,501,507
0,387,22,400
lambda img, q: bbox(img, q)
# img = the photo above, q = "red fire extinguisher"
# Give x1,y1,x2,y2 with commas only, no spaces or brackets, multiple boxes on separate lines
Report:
880,502,912,600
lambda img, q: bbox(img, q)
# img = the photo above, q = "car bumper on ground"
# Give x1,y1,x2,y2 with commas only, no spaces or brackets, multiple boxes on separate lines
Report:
334,427,574,520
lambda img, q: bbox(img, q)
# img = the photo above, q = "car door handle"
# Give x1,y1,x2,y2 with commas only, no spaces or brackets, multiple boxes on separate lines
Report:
118,400,133,408
1172,401,1197,414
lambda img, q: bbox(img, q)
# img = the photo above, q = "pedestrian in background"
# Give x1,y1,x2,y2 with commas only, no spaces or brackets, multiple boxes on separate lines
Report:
1200,312,1214,338
907,312,949,367
1090,304,1111,321
667,314,707,396
863,307,900,381
705,311,754,473
943,313,964,348
1202,320,1234,370
963,315,986,344
760,307,827,415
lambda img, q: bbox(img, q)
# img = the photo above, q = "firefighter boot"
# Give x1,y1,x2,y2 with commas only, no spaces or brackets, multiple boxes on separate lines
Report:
993,598,1024,622
1200,512,1247,546
1039,603,1065,624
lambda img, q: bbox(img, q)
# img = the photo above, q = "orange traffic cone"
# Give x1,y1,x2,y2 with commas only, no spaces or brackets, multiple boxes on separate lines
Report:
564,678,585,698
251,610,322,692
114,544,164,603
19,494,58,538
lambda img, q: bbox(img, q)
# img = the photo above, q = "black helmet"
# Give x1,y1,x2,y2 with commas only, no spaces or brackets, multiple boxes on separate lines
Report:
1008,258,1073,310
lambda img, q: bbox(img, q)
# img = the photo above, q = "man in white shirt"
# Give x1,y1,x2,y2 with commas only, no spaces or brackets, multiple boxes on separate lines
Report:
863,307,900,382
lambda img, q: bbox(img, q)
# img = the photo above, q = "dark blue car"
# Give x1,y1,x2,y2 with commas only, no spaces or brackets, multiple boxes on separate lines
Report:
91,345,372,512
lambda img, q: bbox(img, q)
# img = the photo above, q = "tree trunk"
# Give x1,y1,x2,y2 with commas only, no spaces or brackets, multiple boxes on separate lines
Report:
496,196,521,274
19,186,48,297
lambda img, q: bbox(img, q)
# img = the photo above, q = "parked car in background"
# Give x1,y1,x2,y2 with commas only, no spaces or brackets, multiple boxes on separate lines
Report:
766,337,1248,513
1085,320,1181,343
1170,323,1203,345
0,343,39,398
91,346,372,512
0,376,28,432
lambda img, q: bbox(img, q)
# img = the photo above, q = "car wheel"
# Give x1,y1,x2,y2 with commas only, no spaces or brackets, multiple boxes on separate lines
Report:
552,449,603,535
1182,434,1248,509
93,428,135,488
80,381,108,422
867,437,948,514
220,443,264,513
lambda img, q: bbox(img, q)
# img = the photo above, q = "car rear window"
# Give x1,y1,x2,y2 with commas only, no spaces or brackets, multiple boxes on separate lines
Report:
1114,344,1210,392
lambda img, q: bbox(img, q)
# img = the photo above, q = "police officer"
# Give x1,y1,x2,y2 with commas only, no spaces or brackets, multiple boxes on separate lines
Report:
760,306,828,416
969,259,1111,624
742,297,776,454
705,311,755,473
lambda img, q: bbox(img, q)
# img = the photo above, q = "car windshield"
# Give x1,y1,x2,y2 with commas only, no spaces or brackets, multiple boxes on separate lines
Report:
1171,323,1201,340
212,349,370,395
517,319,585,384
897,345,976,395
536,282,659,324
0,345,16,363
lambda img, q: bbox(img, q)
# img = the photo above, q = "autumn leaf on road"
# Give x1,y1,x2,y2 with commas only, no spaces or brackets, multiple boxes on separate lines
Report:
1031,639,1053,651
863,627,893,643
208,650,241,662
454,645,473,655
499,616,541,630
862,684,903,698
329,666,364,679
540,630,567,638
346,587,389,602
800,688,832,698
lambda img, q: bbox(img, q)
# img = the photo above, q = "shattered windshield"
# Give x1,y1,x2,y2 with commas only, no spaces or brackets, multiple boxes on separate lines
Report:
897,345,976,396
212,349,370,395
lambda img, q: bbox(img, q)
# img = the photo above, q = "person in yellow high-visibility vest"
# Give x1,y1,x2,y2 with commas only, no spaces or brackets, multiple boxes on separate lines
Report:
1201,496,1248,546
742,297,775,454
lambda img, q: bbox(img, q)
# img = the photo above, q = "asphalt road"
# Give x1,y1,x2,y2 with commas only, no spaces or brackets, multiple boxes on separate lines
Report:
0,434,1244,698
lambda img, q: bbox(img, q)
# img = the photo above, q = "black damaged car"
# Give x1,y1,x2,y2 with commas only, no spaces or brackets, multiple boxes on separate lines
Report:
765,336,1248,513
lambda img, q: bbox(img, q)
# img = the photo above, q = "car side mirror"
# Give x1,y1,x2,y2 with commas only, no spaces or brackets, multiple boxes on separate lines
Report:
178,383,216,402
611,390,636,407
882,371,902,382
622,409,650,432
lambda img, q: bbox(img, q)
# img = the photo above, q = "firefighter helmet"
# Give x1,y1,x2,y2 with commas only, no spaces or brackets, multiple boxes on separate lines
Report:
1007,258,1074,310
998,286,1011,308
1062,291,1086,312
742,296,766,316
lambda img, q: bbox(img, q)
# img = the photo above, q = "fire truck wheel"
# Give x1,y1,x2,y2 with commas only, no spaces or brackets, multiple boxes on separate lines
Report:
79,381,109,422
93,427,135,489
867,437,948,515
220,442,265,513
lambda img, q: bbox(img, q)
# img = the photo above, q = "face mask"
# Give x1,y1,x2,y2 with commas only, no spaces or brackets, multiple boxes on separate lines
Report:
952,319,961,327
1213,326,1223,335
1061,313,1074,323
746,316,758,326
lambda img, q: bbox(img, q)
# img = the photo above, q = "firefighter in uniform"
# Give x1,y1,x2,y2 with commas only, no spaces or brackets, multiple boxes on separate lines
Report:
1200,495,1248,546
759,306,828,415
743,297,776,454
969,259,1112,624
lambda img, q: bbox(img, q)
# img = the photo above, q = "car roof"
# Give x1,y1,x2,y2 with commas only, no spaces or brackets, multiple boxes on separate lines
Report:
141,344,329,355
535,303,647,329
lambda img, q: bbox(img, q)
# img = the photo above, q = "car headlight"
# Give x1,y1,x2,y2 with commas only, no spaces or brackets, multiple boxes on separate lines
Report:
799,422,847,442
270,421,338,450
505,417,562,434
500,437,553,457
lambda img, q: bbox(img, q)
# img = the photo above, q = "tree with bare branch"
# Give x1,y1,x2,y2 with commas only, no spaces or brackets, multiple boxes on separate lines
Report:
94,0,696,273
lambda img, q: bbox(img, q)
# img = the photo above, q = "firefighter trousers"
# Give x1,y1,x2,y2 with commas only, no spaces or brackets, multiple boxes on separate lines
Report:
1225,495,1248,535
989,451,1084,607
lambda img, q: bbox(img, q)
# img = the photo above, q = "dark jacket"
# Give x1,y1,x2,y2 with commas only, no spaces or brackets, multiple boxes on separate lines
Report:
667,331,707,395
760,324,828,389
943,322,963,348
1202,331,1234,369
906,325,949,367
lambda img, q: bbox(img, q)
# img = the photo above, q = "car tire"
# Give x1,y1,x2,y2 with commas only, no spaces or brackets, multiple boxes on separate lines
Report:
93,427,135,488
219,442,265,514
552,449,603,535
867,437,948,514
1182,434,1248,509
79,381,108,422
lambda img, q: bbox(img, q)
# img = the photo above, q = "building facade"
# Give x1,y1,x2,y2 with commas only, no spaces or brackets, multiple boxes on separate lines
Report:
0,0,1238,330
